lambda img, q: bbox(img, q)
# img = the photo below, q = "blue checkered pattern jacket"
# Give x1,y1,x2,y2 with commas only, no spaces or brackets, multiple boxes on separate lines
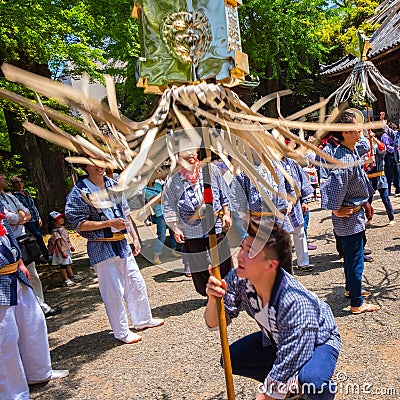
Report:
163,164,231,239
317,137,370,182
321,144,374,236
281,158,314,228
223,268,340,398
368,143,388,190
0,203,31,306
13,190,41,222
231,166,293,233
65,176,131,266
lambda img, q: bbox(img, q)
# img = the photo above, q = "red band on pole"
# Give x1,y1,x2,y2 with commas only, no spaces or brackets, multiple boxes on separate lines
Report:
204,187,213,203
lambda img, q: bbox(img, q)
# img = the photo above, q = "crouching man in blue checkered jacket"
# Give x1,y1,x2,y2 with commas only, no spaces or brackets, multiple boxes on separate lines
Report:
205,221,340,400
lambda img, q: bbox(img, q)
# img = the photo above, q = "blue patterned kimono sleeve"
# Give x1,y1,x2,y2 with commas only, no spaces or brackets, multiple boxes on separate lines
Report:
162,176,179,224
0,217,21,263
121,196,134,235
355,136,370,157
284,160,313,201
215,166,231,208
65,186,92,231
230,173,247,213
283,175,296,199
320,168,349,210
6,219,21,259
276,170,288,211
296,164,314,200
264,296,320,397
223,269,244,325
318,144,334,182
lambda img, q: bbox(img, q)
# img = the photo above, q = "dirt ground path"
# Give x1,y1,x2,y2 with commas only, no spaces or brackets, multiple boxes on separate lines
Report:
30,195,400,400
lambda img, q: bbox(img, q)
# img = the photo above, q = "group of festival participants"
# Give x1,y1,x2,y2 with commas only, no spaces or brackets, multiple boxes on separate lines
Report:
1,111,395,399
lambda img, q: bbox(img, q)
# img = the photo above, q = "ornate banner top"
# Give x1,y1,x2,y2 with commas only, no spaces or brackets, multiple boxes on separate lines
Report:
133,0,248,93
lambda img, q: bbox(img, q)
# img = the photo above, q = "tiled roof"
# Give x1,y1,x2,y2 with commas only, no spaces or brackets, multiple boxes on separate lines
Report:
320,0,400,76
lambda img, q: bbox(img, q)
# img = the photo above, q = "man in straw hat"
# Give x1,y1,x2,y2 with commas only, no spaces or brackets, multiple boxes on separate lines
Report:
205,221,340,399
0,200,69,399
65,158,163,344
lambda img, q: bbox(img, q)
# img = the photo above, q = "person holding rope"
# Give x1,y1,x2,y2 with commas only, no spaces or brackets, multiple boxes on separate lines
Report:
205,221,340,400
65,160,163,344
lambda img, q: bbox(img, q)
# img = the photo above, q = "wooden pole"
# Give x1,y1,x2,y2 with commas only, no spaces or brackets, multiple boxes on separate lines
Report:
202,144,235,400
365,100,375,164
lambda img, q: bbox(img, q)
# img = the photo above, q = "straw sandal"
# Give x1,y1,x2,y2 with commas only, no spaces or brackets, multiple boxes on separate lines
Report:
351,303,380,315
345,290,371,298
297,265,313,272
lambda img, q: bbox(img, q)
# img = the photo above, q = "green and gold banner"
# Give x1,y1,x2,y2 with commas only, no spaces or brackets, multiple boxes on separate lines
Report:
134,0,248,91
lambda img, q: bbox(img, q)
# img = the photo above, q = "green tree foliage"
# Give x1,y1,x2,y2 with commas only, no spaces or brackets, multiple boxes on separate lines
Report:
0,0,141,137
237,0,340,116
0,0,387,164
116,60,157,122
237,0,383,113
0,109,9,151
0,0,139,79
0,1,140,221
322,0,380,63
239,0,332,83
0,153,32,193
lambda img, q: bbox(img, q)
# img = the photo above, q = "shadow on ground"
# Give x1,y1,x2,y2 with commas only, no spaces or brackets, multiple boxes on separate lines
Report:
153,269,188,283
45,278,104,336
151,298,205,318
322,265,400,319
309,253,342,272
30,330,119,399
43,253,104,336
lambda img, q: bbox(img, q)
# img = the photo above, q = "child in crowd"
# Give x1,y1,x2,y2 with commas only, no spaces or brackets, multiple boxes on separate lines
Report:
49,211,83,286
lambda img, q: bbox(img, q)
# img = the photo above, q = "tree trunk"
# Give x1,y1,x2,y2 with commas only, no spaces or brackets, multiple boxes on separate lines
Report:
255,62,280,117
2,60,68,230
5,111,67,229
264,62,279,117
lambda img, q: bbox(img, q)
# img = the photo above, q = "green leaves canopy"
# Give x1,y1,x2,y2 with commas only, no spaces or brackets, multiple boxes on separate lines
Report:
0,0,139,80
239,0,332,82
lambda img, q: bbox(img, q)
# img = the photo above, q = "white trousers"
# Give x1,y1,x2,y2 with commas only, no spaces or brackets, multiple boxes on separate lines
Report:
292,224,309,267
26,262,51,313
0,280,52,400
93,255,153,340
